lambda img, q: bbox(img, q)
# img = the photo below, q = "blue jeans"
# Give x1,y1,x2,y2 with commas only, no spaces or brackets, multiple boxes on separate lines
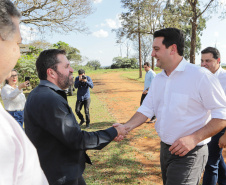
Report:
203,128,226,185
7,110,24,128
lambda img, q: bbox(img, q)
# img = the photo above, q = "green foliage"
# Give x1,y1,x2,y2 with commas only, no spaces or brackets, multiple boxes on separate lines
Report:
111,57,138,69
86,60,101,70
15,54,39,88
163,0,207,61
53,41,82,64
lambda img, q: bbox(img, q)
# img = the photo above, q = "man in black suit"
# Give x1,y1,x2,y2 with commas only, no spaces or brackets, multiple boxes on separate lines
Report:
24,49,127,185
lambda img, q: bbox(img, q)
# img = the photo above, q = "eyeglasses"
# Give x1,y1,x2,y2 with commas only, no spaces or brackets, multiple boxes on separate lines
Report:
11,74,18,78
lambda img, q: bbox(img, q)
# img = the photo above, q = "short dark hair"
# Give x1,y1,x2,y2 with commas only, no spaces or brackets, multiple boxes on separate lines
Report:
36,49,66,80
154,28,184,56
78,69,85,75
143,62,150,67
0,0,21,40
201,47,220,60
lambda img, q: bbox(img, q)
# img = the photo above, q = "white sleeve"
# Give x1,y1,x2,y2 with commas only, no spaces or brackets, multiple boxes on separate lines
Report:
199,72,226,119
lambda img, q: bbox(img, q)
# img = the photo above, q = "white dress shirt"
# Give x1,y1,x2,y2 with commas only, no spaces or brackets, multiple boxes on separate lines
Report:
1,84,26,111
215,66,226,93
138,58,226,146
0,103,48,185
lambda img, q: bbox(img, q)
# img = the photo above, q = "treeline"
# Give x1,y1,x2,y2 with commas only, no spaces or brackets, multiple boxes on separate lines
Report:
111,57,138,69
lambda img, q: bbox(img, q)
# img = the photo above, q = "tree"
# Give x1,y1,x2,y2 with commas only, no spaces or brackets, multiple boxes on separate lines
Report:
13,0,93,33
163,0,206,61
15,52,40,89
111,56,137,69
187,0,214,64
133,34,153,65
114,0,164,77
53,41,82,64
86,60,101,70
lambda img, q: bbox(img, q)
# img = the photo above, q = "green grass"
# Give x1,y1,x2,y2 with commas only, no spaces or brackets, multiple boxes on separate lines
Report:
67,89,161,184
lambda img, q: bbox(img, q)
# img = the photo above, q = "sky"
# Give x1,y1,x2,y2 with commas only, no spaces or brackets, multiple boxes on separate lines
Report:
20,0,226,67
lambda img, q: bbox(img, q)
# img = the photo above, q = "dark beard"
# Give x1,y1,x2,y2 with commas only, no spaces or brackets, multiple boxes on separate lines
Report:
55,70,73,90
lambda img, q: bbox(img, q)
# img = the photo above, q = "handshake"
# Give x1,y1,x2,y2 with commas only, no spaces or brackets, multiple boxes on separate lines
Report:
112,123,130,142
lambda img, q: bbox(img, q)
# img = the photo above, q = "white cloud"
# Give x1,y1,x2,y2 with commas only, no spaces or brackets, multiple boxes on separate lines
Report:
93,0,102,4
106,19,118,29
92,29,109,38
20,24,38,43
214,32,219,38
99,50,103,54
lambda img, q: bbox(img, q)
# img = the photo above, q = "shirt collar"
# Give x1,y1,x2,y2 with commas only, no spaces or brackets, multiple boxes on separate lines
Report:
214,66,223,77
39,80,63,91
160,57,188,76
40,80,68,101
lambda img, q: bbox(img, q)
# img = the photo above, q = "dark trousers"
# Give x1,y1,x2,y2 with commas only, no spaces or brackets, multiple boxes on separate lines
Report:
160,142,208,185
7,110,24,128
75,99,91,124
140,93,156,120
203,128,226,185
64,176,86,185
140,93,147,106
53,176,86,185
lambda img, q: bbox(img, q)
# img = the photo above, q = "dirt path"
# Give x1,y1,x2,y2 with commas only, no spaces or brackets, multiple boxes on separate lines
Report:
91,71,226,184
91,71,162,184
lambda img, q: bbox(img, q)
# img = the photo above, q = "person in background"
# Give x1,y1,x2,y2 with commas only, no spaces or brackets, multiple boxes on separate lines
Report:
74,69,93,128
0,0,48,184
201,47,226,185
1,69,29,128
140,62,156,123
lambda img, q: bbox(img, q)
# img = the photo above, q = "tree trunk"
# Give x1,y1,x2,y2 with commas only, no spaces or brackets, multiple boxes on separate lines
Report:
152,57,154,70
138,5,142,78
190,19,197,64
138,31,142,78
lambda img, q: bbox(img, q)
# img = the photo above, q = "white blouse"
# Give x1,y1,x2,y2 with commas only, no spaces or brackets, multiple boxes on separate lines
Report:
1,84,26,111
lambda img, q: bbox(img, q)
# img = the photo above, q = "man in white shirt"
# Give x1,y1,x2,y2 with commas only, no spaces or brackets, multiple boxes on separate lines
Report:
140,62,156,123
201,47,226,185
0,0,48,184
114,28,226,184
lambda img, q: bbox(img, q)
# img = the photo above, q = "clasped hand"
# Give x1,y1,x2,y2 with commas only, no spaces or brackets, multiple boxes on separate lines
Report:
112,123,129,142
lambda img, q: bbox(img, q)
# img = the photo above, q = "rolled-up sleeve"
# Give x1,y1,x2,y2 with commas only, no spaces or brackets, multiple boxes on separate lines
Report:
199,71,226,120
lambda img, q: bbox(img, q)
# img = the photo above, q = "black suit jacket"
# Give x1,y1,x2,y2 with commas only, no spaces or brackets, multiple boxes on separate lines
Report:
24,80,117,185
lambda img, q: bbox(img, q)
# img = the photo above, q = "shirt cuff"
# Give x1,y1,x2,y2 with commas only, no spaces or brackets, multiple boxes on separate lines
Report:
105,127,118,140
137,106,154,119
211,107,226,120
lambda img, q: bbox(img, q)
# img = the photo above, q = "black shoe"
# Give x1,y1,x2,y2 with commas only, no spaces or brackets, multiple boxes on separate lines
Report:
79,120,85,126
86,124,90,128
147,117,156,123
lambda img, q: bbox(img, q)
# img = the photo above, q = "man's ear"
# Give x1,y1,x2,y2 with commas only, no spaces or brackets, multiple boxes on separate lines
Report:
47,68,56,79
170,44,177,55
217,58,220,64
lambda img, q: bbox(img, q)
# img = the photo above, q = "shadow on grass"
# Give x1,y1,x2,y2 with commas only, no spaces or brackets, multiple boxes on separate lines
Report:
79,121,115,130
83,127,162,184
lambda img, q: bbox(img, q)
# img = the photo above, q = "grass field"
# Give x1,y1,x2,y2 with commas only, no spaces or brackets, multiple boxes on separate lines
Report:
68,69,158,184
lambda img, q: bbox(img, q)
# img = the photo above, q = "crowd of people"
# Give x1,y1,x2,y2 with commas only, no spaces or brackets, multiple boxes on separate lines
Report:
1,0,226,184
